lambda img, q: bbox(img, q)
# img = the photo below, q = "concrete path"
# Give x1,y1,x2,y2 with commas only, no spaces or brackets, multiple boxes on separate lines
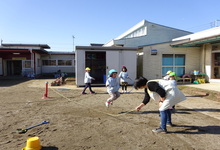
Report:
178,83,220,120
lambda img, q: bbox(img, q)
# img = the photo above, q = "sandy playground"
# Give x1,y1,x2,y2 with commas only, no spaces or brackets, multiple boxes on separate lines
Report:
0,78,220,150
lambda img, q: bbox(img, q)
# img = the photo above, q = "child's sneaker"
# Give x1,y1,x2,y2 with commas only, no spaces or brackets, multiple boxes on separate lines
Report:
105,101,110,108
152,127,167,133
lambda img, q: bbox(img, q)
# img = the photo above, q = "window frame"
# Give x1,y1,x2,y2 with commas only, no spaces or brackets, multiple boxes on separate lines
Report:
58,60,72,66
162,54,186,77
42,60,57,66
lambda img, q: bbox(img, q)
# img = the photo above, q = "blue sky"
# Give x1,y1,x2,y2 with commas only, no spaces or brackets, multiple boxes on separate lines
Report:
0,0,219,51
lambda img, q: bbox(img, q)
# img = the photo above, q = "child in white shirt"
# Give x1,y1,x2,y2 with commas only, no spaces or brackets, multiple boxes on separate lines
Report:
82,67,95,94
118,66,129,93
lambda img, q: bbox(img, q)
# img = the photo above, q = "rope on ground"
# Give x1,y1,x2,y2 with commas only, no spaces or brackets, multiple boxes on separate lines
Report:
51,88,135,117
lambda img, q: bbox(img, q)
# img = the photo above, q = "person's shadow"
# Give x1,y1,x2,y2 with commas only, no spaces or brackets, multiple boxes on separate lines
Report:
168,125,220,134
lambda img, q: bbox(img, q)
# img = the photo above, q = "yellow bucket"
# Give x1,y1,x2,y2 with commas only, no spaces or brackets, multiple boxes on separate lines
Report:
22,137,42,150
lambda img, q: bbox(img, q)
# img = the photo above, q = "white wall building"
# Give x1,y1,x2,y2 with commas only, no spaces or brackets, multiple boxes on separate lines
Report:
41,51,75,74
103,20,220,83
75,46,137,86
171,26,220,82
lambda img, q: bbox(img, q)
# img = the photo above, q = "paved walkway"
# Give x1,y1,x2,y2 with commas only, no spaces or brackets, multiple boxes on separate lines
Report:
178,83,220,120
183,82,220,92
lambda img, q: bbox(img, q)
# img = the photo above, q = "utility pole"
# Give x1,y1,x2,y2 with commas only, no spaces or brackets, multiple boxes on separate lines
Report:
72,35,75,52
214,20,220,27
211,20,220,27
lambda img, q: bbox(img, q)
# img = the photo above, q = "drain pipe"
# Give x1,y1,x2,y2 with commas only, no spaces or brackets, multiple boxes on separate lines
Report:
202,44,207,80
29,49,34,74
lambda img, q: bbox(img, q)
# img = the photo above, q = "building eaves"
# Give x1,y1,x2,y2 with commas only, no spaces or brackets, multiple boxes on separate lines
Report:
0,46,49,54
138,41,172,48
171,36,220,47
48,51,75,55
76,46,137,51
1,43,50,49
171,27,220,47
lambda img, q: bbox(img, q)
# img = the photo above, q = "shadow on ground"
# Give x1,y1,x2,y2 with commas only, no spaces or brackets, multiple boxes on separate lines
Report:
169,125,220,134
42,146,58,150
0,76,31,87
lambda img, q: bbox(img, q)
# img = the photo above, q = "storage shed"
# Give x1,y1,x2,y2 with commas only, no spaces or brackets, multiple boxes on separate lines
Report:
75,46,137,86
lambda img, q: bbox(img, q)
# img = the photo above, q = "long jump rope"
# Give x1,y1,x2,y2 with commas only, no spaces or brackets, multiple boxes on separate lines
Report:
51,77,136,117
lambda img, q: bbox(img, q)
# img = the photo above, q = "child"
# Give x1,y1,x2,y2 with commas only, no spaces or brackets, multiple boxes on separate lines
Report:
105,69,120,107
163,70,172,80
134,76,186,133
168,72,177,112
118,66,129,93
82,67,95,94
168,72,177,86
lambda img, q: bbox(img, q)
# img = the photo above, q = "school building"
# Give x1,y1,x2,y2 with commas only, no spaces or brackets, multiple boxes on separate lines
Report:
0,43,75,77
1,19,220,85
75,20,220,85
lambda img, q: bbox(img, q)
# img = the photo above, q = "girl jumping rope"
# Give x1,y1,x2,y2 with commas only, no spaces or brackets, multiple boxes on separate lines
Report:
105,69,120,107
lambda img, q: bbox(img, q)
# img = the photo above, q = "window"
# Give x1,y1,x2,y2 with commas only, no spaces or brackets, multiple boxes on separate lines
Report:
162,54,185,77
125,26,147,39
58,60,72,66
37,59,41,67
42,60,56,66
24,60,31,68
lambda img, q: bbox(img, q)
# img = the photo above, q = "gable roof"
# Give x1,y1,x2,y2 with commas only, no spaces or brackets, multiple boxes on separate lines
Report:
104,19,192,47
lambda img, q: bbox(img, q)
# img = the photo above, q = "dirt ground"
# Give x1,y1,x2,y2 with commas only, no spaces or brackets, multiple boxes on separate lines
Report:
0,78,220,150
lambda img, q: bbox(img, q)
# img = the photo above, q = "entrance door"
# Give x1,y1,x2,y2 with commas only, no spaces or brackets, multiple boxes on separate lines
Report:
213,53,220,79
85,52,106,84
0,58,2,75
7,60,22,75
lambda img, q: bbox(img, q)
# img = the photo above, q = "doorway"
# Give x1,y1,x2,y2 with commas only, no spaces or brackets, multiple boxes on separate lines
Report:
213,53,220,78
7,60,22,75
85,52,106,84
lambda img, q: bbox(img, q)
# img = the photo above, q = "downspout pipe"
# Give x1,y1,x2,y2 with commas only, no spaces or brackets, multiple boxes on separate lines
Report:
28,49,35,74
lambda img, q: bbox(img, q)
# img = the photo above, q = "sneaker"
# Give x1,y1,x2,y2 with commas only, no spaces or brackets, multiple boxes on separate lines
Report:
81,92,87,94
166,123,173,127
152,127,167,133
105,101,110,108
90,91,95,94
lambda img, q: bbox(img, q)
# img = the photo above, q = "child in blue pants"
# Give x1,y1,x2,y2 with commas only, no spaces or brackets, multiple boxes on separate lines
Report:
82,67,95,94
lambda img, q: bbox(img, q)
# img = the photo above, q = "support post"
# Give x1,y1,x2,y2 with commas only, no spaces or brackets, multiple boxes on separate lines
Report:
42,81,49,99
